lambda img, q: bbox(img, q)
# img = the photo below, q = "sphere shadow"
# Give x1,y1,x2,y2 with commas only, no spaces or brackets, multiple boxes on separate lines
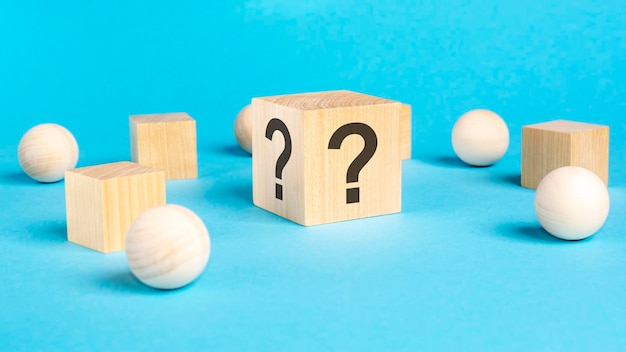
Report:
99,270,187,295
420,155,467,169
496,222,567,244
420,155,497,169
0,170,39,186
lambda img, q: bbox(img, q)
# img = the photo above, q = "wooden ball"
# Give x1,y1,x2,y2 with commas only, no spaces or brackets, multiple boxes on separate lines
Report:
234,105,252,154
535,166,610,240
18,123,79,183
451,109,509,166
125,204,211,290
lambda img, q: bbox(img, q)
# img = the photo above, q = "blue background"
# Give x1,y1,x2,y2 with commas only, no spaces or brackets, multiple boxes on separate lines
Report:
1,1,626,350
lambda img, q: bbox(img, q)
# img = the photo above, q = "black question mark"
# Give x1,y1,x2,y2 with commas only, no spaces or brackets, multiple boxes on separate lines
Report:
265,118,292,200
328,122,378,204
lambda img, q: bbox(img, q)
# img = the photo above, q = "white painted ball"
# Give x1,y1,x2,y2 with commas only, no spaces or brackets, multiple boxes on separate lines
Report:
17,123,79,182
125,204,211,290
535,166,610,241
234,105,252,154
451,109,509,166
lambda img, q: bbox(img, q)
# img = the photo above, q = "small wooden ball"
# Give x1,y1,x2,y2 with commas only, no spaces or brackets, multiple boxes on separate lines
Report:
18,123,79,183
535,166,610,241
125,204,211,290
234,105,252,154
451,109,509,166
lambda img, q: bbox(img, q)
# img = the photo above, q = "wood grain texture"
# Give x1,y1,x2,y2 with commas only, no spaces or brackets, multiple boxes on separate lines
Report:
252,90,402,226
451,109,509,166
125,204,210,290
65,161,166,253
130,112,198,180
259,90,395,110
17,123,79,183
234,105,253,154
521,120,609,189
400,104,412,160
256,91,411,159
535,166,610,241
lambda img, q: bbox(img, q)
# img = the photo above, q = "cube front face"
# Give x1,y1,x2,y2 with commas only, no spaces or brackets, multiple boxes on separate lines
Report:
521,120,609,189
252,90,402,226
130,113,198,180
302,104,402,225
65,162,166,253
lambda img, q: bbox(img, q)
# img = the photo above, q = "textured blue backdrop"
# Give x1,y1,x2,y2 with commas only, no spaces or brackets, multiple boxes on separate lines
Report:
1,1,625,350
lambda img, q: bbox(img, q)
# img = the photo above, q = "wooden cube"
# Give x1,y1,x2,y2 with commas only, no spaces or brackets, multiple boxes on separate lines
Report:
252,90,405,226
400,103,412,160
130,112,198,180
65,161,166,253
521,120,609,189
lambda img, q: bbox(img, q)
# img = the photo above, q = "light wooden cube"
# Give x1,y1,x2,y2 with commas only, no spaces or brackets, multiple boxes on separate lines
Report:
400,103,412,160
521,120,609,189
65,161,166,253
130,112,198,180
252,90,405,226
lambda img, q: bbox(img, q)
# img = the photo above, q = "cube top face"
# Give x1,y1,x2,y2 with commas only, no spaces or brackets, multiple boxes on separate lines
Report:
257,90,413,160
524,119,606,134
130,112,192,124
252,91,402,226
521,119,609,189
256,90,396,111
69,161,162,181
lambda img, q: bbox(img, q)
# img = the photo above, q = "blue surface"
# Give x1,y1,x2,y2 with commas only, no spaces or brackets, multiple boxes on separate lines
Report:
1,1,626,350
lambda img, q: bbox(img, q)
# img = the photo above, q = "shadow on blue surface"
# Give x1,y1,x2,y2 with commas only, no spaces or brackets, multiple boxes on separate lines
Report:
214,145,251,158
206,181,253,206
498,223,565,243
495,173,521,187
501,223,595,244
0,170,37,186
25,219,67,244
422,155,472,169
101,270,196,295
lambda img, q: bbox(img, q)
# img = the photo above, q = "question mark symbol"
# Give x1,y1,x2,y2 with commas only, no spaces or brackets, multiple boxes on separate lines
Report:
328,122,378,204
265,118,292,200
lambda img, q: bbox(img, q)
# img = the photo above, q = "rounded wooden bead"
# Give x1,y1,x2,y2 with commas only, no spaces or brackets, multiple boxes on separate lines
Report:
535,166,610,241
234,105,252,154
451,109,509,166
125,204,211,290
17,123,79,183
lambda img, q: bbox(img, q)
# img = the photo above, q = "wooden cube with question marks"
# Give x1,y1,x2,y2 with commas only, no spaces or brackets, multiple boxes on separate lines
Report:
521,120,609,189
252,90,409,226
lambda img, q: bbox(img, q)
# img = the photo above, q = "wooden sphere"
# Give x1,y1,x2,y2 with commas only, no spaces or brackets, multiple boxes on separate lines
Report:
451,109,509,166
18,123,79,183
125,204,211,290
535,166,610,240
234,105,252,154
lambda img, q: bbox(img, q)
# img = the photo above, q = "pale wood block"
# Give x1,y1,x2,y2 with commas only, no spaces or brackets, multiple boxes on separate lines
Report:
521,119,609,189
65,161,166,253
400,103,412,160
130,112,198,180
252,90,403,226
